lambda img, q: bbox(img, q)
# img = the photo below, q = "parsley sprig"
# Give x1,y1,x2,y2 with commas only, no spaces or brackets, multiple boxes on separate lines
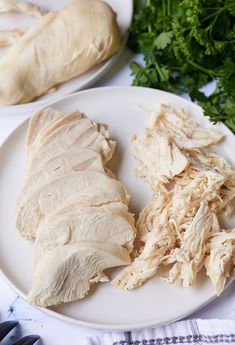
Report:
129,0,235,133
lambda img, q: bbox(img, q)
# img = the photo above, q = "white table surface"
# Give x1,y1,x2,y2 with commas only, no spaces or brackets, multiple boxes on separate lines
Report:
0,48,234,345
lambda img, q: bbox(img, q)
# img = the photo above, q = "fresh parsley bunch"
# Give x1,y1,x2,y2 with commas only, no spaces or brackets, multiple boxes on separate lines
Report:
129,0,235,133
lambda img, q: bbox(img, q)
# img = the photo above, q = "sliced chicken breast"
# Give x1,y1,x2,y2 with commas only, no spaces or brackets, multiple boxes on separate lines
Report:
16,171,126,239
50,181,130,215
16,149,105,208
26,108,67,147
28,116,115,173
28,110,84,158
34,202,136,266
28,242,130,307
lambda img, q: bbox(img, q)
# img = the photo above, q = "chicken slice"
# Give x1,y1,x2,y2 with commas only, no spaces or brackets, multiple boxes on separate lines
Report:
0,28,25,46
34,202,136,266
28,116,115,174
205,230,235,295
30,110,84,151
130,128,188,184
27,109,84,157
147,104,224,149
51,181,130,215
164,202,220,288
28,242,130,307
16,148,105,208
0,0,48,17
28,111,85,164
0,0,120,105
27,108,66,147
16,171,127,240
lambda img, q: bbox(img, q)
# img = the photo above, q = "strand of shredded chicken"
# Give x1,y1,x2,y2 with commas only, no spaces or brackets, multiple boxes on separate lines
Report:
0,0,48,17
0,28,25,46
113,104,235,295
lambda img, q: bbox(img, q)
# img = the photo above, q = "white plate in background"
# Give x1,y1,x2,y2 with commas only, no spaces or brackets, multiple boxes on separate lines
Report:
0,0,133,113
0,86,234,330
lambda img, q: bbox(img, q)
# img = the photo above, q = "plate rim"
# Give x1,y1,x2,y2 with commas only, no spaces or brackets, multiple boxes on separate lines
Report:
0,86,234,330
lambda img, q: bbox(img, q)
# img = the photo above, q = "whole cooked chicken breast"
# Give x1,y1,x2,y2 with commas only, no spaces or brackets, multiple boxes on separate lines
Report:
0,0,121,105
28,242,130,307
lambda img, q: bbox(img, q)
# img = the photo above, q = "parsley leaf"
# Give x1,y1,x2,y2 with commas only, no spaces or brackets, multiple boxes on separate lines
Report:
129,0,235,134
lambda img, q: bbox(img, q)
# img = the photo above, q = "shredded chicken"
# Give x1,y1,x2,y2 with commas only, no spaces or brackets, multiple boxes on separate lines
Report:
164,202,220,288
205,230,235,295
130,128,188,183
114,104,235,295
0,28,25,46
147,104,224,149
0,0,48,17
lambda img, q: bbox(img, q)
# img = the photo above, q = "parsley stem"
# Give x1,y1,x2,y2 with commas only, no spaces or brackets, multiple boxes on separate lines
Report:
167,0,171,16
187,60,216,78
155,60,165,81
162,0,166,17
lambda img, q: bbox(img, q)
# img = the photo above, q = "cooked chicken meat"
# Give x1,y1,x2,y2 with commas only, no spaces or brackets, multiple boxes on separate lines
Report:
16,148,105,208
147,104,224,149
115,104,234,295
16,106,136,306
26,108,65,148
205,230,235,295
0,28,25,46
0,0,121,105
164,203,220,288
28,242,130,307
50,181,130,214
130,128,188,183
16,171,127,239
34,202,136,266
113,226,175,289
28,114,114,173
0,0,47,17
28,110,84,158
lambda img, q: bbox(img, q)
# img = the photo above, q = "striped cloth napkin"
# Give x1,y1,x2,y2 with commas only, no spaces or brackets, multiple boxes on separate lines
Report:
86,319,235,345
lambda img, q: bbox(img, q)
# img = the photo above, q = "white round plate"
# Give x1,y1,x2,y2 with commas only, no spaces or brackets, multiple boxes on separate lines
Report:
0,0,132,113
0,87,234,330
